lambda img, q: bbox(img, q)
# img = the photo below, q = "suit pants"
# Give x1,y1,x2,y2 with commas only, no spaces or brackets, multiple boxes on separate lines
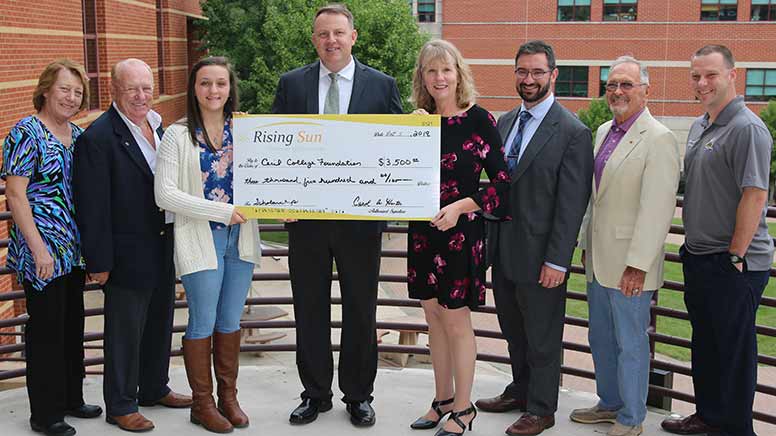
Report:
23,268,87,426
103,234,176,416
681,246,768,436
492,265,566,416
288,220,381,403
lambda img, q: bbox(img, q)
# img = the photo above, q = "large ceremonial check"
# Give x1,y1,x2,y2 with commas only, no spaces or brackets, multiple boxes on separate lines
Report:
233,114,441,220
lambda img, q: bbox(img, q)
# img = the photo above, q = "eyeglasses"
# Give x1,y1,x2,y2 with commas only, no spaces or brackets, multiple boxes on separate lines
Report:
514,69,552,80
604,82,647,92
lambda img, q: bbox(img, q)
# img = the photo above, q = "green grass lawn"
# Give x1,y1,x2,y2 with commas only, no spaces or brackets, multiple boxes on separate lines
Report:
258,219,776,362
566,243,776,362
258,219,289,245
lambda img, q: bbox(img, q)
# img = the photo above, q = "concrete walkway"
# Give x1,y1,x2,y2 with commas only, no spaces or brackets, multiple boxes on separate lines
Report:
0,366,677,436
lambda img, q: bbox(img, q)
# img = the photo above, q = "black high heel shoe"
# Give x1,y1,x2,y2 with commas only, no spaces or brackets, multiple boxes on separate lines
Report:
410,397,454,429
434,404,477,436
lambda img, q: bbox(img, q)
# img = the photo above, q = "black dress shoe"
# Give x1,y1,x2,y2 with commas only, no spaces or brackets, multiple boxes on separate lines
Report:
30,420,76,436
289,398,333,425
346,400,376,427
66,404,103,419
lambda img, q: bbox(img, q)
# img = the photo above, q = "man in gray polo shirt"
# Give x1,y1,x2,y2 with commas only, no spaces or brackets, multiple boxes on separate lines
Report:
661,45,773,436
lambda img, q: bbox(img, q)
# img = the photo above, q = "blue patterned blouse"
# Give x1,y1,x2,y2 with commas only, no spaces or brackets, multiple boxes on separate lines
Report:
197,117,234,230
1,116,85,291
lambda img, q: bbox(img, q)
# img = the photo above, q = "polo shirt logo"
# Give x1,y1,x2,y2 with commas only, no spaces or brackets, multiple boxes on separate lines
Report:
704,140,714,150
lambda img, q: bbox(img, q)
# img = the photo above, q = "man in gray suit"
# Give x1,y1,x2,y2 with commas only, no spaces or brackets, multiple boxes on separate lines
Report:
476,40,594,435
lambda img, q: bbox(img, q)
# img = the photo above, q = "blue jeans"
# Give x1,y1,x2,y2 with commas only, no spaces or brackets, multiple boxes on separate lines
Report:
587,278,653,426
181,226,254,340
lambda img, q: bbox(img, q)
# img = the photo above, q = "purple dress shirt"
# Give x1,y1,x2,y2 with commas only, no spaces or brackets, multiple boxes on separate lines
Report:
594,109,644,190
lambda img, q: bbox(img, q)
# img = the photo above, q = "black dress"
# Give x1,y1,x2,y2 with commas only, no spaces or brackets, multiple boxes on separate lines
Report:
408,105,510,309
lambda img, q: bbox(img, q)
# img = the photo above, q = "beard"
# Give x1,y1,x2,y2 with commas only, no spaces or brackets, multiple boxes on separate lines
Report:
608,96,629,117
518,80,551,103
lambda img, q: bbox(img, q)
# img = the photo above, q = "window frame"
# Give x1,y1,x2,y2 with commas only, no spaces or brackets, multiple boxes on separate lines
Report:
417,0,436,23
156,0,166,95
751,0,776,21
556,66,590,98
700,0,739,21
557,0,592,22
602,0,638,22
82,0,100,111
745,68,776,102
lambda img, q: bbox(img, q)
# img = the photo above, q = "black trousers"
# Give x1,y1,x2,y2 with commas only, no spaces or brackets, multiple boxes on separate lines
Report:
102,241,176,416
288,220,381,403
492,265,567,417
23,268,87,426
681,247,769,436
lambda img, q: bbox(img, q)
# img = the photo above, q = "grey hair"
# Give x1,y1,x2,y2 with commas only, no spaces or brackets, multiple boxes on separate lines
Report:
610,55,649,85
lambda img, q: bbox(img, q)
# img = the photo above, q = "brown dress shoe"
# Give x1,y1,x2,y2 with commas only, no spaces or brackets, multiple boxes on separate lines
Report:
106,412,155,433
506,413,555,435
140,391,193,408
661,414,720,435
474,393,527,413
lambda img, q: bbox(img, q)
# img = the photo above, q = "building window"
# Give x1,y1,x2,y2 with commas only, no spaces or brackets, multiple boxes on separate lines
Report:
599,67,609,96
752,0,776,20
700,0,738,21
558,0,591,21
556,66,589,97
156,0,166,95
745,69,776,101
417,0,435,22
603,0,638,21
82,0,99,110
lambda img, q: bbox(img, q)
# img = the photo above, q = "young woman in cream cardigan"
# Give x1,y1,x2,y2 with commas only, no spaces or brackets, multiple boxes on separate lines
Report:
155,56,260,433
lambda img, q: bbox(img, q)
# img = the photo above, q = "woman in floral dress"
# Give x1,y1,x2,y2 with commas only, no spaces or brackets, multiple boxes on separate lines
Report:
408,40,510,436
3,59,103,436
155,57,261,433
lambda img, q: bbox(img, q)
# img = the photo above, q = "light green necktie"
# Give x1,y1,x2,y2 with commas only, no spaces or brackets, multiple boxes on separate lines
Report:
324,73,340,114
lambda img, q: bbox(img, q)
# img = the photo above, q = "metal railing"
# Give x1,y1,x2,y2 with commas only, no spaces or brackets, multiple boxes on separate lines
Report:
0,199,774,425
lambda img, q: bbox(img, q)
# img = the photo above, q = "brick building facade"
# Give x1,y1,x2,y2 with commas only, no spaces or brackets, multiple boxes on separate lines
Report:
0,0,203,346
410,0,776,138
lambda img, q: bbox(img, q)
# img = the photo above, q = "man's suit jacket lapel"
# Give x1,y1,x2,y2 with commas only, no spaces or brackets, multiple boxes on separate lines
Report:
595,109,649,201
304,62,320,114
511,102,560,182
108,106,154,180
348,59,367,114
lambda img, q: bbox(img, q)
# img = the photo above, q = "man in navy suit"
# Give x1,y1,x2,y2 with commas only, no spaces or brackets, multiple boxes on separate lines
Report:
73,58,191,433
271,3,402,427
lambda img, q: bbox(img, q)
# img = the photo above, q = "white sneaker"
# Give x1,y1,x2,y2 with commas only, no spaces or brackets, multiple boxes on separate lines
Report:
607,422,643,436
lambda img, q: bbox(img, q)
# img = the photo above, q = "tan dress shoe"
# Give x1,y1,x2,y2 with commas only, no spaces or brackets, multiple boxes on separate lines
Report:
140,391,193,408
569,404,618,424
106,412,155,432
506,413,555,435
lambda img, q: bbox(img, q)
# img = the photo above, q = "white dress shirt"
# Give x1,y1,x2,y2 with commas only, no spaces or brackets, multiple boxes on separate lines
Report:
504,94,566,273
318,56,355,115
112,102,174,223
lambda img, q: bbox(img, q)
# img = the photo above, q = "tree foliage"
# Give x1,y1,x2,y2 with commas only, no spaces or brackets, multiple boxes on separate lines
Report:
198,0,428,113
759,100,776,200
577,98,613,142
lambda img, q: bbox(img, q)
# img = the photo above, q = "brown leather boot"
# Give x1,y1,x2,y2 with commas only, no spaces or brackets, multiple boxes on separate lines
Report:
214,331,249,428
183,336,234,433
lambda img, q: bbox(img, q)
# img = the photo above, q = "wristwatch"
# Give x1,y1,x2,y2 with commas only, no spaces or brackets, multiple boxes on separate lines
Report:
729,253,745,265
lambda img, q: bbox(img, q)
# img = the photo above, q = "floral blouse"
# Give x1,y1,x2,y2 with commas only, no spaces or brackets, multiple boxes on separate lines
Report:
197,116,234,230
1,116,84,291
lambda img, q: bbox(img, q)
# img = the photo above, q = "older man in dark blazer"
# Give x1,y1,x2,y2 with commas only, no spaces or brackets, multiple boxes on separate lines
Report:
270,3,402,428
475,41,594,436
73,58,191,433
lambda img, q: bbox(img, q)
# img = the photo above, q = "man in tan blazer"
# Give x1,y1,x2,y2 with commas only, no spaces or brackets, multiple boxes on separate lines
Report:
569,56,680,436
